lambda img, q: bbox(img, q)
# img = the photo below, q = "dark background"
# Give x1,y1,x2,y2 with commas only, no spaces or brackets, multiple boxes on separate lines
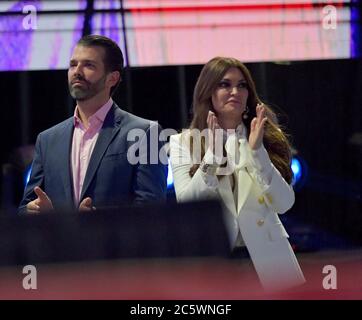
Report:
1,58,361,245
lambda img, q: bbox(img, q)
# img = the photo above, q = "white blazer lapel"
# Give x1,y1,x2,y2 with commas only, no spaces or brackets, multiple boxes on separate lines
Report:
235,131,253,214
236,168,253,213
215,125,253,216
217,176,238,217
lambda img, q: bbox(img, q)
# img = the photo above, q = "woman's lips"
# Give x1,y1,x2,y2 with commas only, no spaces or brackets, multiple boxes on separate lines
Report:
227,99,241,104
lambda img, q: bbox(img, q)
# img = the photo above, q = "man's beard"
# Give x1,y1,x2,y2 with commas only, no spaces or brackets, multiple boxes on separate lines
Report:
68,75,107,101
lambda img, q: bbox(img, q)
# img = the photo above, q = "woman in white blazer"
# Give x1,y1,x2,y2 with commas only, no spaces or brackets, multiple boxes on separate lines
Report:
169,57,305,291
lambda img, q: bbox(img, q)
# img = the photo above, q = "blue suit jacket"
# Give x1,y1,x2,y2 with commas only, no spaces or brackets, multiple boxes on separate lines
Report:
19,103,167,213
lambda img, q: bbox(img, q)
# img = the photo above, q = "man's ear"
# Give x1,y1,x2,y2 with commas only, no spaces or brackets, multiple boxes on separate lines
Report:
107,71,121,87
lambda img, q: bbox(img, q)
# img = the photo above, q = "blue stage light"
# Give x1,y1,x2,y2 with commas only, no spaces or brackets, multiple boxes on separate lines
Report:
291,156,308,189
24,164,32,188
167,159,174,188
291,157,302,184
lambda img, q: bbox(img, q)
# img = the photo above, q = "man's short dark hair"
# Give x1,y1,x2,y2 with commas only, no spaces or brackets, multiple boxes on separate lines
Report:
77,34,124,96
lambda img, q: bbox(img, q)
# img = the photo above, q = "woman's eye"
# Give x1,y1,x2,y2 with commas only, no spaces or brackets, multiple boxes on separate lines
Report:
218,81,230,88
238,82,247,89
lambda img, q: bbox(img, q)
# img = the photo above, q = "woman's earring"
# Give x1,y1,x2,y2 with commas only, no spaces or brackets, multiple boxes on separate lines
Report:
243,105,249,119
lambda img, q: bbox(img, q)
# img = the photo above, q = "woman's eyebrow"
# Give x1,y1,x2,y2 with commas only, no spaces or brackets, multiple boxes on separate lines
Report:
221,78,246,82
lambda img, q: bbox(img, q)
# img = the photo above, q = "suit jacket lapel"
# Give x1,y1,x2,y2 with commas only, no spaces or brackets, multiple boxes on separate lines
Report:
80,104,123,201
59,120,74,204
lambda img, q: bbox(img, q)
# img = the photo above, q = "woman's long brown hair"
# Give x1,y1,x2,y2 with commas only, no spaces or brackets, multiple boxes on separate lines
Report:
187,57,293,184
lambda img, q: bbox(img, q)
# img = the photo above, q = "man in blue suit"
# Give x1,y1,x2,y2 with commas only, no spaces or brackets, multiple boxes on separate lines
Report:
19,35,167,214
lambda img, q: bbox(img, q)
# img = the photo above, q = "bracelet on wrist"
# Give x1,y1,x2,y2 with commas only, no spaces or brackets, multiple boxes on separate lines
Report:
200,160,218,175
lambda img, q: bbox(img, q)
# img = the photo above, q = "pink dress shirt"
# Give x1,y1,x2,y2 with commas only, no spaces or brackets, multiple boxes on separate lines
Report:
71,98,113,206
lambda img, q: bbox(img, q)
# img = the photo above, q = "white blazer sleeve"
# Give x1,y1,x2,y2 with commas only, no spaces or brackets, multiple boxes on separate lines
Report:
248,145,295,214
169,134,219,202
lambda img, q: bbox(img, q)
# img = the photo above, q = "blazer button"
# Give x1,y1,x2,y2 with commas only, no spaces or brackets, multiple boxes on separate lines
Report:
257,219,265,226
258,196,265,204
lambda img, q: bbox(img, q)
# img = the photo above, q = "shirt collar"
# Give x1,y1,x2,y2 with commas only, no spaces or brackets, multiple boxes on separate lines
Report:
73,98,113,127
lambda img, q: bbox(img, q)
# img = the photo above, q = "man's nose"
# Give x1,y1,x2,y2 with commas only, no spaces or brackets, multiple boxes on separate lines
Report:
72,64,83,77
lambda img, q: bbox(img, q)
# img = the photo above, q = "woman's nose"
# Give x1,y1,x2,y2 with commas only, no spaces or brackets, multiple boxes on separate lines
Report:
230,86,239,95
